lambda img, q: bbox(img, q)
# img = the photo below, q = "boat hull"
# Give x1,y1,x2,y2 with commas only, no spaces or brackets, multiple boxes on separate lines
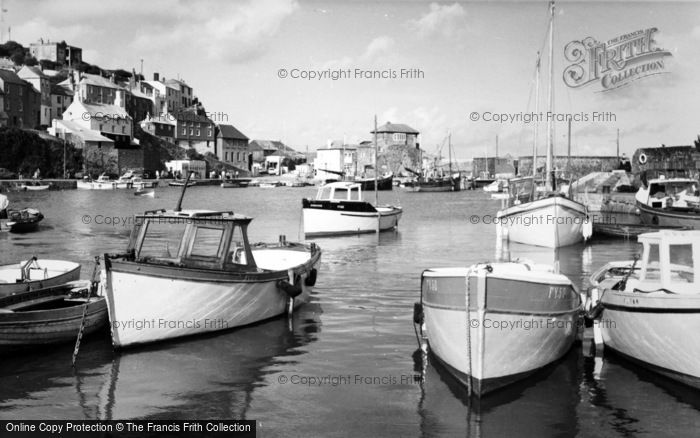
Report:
0,288,107,350
356,175,393,191
600,291,700,389
412,176,461,192
0,260,81,298
104,250,321,348
421,265,580,397
637,201,700,229
302,200,402,236
497,196,588,248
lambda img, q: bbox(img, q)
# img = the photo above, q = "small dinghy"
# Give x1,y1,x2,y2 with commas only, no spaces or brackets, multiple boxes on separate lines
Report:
0,280,108,351
5,208,44,233
0,258,81,298
134,188,155,197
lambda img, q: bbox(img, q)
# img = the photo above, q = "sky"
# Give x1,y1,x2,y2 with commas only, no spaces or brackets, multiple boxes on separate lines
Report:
9,0,700,161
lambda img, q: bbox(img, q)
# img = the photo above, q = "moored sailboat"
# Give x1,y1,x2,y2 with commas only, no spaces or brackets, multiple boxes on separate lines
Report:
496,2,588,248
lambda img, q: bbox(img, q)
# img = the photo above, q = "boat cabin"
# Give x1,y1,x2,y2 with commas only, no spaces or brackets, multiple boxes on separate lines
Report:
315,182,364,202
631,230,700,294
125,209,258,271
636,177,699,209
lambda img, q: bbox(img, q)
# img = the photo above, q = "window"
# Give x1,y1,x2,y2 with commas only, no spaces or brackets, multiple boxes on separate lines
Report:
189,227,224,258
333,188,348,200
138,221,186,260
182,127,186,135
392,133,406,142
669,244,694,283
208,128,212,137
644,243,661,281
19,87,22,96
349,188,360,201
196,129,200,136
122,126,125,133
99,124,103,131
189,128,193,135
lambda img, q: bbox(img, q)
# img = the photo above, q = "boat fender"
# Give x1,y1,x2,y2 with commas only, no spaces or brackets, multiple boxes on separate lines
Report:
638,153,647,164
413,302,423,325
278,275,303,298
304,268,317,286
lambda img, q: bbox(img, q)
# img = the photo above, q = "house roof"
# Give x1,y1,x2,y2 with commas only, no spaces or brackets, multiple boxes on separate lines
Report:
217,124,248,140
79,101,131,119
173,109,213,124
50,84,73,96
80,73,124,90
0,69,27,85
371,122,419,135
54,119,114,142
249,139,304,159
18,65,46,78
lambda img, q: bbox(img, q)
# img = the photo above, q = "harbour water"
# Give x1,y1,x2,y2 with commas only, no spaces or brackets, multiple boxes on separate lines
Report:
1,186,699,436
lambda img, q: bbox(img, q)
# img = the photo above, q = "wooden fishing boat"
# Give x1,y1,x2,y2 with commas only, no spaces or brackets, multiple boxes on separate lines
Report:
587,230,700,389
77,174,131,190
102,196,322,347
417,261,581,397
355,172,393,191
302,182,402,236
592,222,689,239
635,176,700,228
0,258,81,298
168,179,197,187
5,208,44,233
18,181,51,191
221,179,250,188
0,280,107,351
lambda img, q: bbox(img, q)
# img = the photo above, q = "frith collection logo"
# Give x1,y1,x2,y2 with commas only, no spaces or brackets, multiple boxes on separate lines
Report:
563,28,672,92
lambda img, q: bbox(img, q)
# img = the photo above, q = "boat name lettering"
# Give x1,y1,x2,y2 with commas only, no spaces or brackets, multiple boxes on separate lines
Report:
425,279,438,293
548,286,569,299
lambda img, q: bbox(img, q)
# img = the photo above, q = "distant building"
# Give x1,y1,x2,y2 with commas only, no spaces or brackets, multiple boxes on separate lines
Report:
215,124,249,170
631,145,700,175
165,160,207,179
140,113,176,144
0,69,41,129
50,84,73,124
313,146,356,180
370,121,420,151
17,66,51,126
173,108,215,154
472,156,516,178
29,39,82,68
165,78,194,109
143,73,182,114
63,100,133,147
517,155,619,177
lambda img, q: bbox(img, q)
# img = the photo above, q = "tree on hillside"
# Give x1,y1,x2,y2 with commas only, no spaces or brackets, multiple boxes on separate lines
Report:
0,128,82,178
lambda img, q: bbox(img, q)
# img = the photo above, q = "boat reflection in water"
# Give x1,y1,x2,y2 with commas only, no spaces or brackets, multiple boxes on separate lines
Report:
0,302,322,420
415,346,581,437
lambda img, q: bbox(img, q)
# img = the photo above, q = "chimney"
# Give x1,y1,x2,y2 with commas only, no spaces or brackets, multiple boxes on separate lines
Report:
153,72,159,81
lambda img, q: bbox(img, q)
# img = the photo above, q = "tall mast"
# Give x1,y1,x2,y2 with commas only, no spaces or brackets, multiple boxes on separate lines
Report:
567,118,571,177
545,0,555,191
533,52,540,178
374,115,378,206
448,133,453,175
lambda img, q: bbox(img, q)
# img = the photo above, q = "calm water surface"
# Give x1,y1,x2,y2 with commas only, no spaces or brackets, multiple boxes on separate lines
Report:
1,186,699,437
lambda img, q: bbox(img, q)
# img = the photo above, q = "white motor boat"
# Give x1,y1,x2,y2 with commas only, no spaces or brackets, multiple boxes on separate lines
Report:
0,258,81,298
417,261,581,397
635,175,700,228
302,181,402,237
102,209,322,348
77,174,131,190
587,230,700,389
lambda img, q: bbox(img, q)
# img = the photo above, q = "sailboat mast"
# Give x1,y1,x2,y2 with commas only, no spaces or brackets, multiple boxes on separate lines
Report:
374,115,378,206
533,52,540,178
545,0,555,192
448,133,453,175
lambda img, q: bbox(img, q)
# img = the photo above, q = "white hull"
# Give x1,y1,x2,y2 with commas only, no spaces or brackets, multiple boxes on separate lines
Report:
497,196,588,248
421,264,580,396
600,292,700,388
303,206,402,236
77,181,131,190
0,260,81,297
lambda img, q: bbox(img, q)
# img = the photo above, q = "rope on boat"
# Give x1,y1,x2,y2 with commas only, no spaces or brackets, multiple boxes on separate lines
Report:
465,267,473,397
72,257,100,367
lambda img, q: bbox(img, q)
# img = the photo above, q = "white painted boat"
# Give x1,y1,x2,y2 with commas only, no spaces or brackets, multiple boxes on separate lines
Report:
635,176,700,228
134,188,155,197
302,181,402,237
496,185,590,248
77,174,131,190
0,258,80,297
418,262,581,397
102,209,322,348
19,182,50,191
483,179,507,193
587,230,700,389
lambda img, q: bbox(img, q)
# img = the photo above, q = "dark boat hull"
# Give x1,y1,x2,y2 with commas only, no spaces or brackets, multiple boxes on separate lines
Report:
356,175,393,191
593,222,689,239
0,285,108,350
637,201,700,228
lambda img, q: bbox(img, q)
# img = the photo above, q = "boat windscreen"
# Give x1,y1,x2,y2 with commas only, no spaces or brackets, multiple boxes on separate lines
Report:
669,243,695,284
138,221,187,261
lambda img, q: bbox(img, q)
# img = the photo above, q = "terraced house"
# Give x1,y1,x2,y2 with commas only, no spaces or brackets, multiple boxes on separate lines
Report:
174,108,215,154
0,69,40,129
216,124,249,170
